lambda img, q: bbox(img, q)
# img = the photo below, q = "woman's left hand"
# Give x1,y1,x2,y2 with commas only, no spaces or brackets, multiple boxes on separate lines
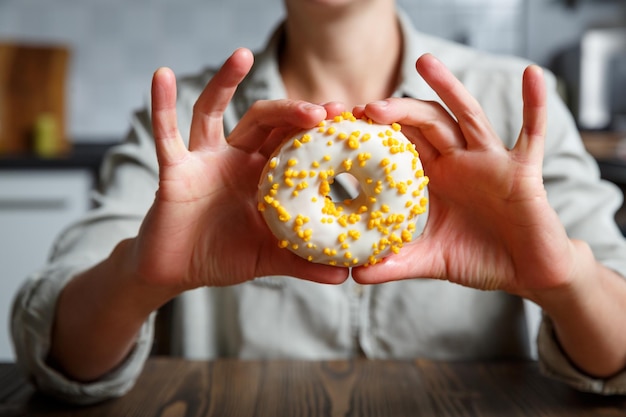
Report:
352,54,579,298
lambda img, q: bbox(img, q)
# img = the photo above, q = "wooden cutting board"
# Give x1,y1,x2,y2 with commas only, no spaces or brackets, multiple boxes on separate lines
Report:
0,43,70,156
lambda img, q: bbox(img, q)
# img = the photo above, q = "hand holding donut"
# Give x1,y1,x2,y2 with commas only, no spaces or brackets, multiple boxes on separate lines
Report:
351,54,579,297
132,48,348,291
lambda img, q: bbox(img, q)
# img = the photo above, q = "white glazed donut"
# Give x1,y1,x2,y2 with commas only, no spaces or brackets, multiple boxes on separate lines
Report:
257,112,429,267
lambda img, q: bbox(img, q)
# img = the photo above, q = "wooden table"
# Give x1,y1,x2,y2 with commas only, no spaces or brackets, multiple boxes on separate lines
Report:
1,357,626,416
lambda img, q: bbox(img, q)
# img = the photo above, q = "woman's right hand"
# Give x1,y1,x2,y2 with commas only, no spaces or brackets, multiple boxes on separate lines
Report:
129,48,349,293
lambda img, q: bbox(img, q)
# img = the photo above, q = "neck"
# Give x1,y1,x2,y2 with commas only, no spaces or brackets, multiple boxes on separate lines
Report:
279,2,402,109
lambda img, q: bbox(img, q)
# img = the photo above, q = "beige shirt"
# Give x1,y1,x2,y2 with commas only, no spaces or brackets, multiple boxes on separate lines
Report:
11,12,626,404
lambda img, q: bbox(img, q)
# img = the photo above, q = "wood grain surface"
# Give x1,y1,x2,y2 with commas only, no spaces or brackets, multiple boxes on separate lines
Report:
2,358,625,416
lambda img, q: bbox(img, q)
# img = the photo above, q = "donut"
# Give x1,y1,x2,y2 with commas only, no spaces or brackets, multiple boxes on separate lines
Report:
257,112,429,267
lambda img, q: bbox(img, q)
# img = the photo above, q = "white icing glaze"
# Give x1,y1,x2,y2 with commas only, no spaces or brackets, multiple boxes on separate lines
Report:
257,113,429,267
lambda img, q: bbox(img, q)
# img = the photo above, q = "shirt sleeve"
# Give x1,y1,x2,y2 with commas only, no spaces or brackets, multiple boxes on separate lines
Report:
538,315,626,395
11,265,156,405
9,109,163,404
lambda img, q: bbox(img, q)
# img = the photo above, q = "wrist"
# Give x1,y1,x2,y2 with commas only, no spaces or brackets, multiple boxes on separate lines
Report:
521,240,626,377
109,238,186,313
523,240,597,315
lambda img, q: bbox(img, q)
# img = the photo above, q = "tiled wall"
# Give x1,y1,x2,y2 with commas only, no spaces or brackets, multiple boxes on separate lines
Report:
0,0,572,141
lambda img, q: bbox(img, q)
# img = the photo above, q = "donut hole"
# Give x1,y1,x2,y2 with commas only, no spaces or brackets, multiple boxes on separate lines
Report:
329,172,362,202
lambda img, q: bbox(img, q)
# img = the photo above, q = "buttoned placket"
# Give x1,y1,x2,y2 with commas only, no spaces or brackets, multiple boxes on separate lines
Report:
347,270,369,357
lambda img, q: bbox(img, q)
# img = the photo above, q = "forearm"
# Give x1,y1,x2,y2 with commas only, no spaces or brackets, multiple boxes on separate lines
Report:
49,238,179,382
532,240,626,378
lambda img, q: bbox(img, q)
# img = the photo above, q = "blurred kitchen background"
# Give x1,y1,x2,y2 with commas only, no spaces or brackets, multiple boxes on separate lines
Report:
0,0,625,360
0,0,624,143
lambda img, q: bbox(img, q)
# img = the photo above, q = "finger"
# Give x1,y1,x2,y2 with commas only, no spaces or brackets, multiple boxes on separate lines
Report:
151,67,187,167
415,54,497,150
261,249,350,285
258,126,305,159
513,65,546,164
321,101,347,119
189,48,254,151
363,98,465,156
247,102,344,157
351,240,436,284
228,100,326,153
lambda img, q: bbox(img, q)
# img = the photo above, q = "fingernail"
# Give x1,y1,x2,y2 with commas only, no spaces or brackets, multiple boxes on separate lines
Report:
371,100,389,107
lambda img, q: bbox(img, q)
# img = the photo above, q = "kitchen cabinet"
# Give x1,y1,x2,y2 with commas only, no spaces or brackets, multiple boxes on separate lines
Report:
0,169,94,361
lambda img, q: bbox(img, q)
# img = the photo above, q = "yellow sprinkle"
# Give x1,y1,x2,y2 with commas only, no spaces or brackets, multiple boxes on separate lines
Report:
293,139,302,148
319,180,330,196
269,158,278,168
301,134,311,143
348,213,360,224
347,137,360,149
391,122,401,131
278,240,289,248
277,206,291,222
348,230,361,240
326,126,336,135
323,248,333,256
